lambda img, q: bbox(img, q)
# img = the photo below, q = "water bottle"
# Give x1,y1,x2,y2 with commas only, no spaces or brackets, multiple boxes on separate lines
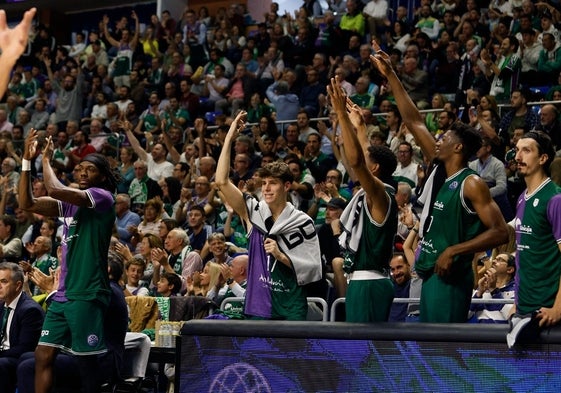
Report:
159,322,172,348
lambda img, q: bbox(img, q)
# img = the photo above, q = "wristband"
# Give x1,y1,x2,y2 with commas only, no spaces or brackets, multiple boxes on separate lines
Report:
22,159,31,172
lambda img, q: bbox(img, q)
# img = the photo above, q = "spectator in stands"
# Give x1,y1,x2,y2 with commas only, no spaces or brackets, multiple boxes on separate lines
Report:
498,89,540,151
203,232,233,266
134,92,161,135
124,120,173,182
300,69,325,117
29,99,49,131
535,104,561,151
67,130,97,170
394,182,417,248
177,78,199,122
388,254,422,322
219,254,248,316
415,4,440,41
266,81,300,126
0,110,13,134
115,193,141,249
216,111,321,320
482,35,521,104
134,197,165,241
399,56,429,106
469,253,515,323
371,44,509,323
122,257,149,297
215,63,255,116
22,236,58,296
519,27,542,86
538,10,559,44
537,32,561,85
202,64,230,113
128,160,163,214
101,11,140,88
302,132,336,183
151,227,202,288
44,57,83,129
469,137,513,221
350,76,375,110
393,141,418,188
0,262,45,393
339,0,365,40
155,271,182,297
185,205,212,253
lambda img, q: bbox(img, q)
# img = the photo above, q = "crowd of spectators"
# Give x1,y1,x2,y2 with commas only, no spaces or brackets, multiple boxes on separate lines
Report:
1,1,561,389
2,0,561,326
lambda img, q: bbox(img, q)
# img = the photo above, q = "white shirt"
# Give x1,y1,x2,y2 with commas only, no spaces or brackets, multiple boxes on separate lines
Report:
1,291,22,350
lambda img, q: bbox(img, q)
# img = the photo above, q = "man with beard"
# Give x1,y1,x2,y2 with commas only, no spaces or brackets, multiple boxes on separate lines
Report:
19,129,120,393
388,254,421,322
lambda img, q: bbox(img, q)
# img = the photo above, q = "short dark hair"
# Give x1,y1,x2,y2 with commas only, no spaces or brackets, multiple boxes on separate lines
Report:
0,215,16,238
450,122,482,162
521,130,556,175
367,145,397,185
108,250,124,282
162,272,182,295
190,205,206,217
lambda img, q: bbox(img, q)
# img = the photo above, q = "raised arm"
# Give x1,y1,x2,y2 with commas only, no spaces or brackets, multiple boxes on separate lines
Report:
19,130,89,217
370,43,436,162
215,111,249,225
130,11,140,49
101,14,121,48
121,120,148,161
0,8,36,99
328,77,388,222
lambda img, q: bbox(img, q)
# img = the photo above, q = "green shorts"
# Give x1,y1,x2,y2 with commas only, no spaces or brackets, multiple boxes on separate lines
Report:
346,278,394,322
39,299,107,355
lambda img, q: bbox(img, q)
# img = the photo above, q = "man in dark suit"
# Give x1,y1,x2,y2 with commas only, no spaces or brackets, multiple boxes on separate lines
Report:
0,262,45,393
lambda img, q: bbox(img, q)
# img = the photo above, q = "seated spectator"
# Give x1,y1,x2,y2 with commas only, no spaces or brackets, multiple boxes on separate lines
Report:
350,76,375,110
131,198,165,250
0,262,45,393
155,271,182,297
469,253,515,323
217,254,248,317
201,232,233,266
185,206,212,253
537,32,561,85
21,236,58,296
215,63,256,116
388,254,422,322
468,137,513,221
159,177,182,218
115,193,141,249
201,64,230,113
202,261,228,305
123,257,150,297
151,227,202,290
0,215,22,262
395,183,418,250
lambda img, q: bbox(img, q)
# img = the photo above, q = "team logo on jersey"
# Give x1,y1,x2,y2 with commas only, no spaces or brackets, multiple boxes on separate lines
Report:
533,198,539,207
449,181,459,190
87,334,99,347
